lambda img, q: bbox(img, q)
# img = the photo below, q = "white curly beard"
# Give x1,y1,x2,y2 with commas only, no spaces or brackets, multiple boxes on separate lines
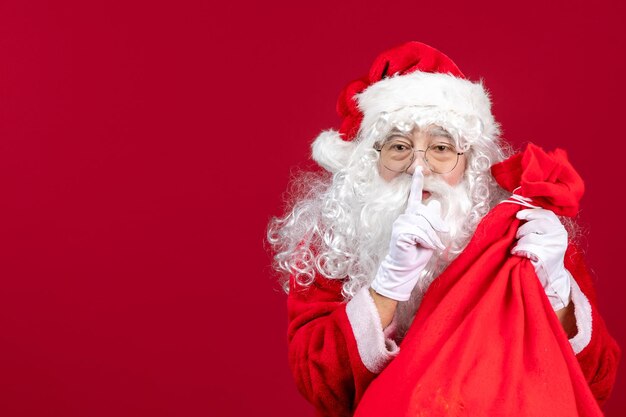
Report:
269,150,488,328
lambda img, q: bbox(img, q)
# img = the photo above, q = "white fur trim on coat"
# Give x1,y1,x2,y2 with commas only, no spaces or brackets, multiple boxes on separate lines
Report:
345,286,400,374
356,71,498,139
311,129,357,173
568,276,593,354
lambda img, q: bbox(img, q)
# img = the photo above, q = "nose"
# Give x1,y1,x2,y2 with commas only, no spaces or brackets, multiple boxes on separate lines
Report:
406,151,432,176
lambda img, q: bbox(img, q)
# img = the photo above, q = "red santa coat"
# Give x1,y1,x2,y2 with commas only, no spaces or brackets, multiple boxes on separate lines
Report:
287,245,620,417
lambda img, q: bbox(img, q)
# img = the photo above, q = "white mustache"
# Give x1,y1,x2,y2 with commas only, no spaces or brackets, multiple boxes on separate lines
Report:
422,176,454,196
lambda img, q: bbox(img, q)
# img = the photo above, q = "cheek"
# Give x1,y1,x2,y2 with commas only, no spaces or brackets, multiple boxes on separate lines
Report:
378,159,401,182
442,157,466,186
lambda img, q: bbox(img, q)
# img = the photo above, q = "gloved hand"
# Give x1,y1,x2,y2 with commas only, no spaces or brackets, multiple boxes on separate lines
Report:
511,208,571,310
371,167,449,301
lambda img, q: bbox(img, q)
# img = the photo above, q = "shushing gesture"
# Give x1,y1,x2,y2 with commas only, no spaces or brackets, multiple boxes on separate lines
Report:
371,167,449,301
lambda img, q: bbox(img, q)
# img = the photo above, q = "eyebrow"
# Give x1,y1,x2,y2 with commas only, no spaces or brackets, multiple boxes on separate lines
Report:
427,126,453,138
384,129,411,140
387,128,408,135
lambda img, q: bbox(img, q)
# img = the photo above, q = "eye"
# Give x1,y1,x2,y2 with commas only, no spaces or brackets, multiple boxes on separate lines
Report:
430,143,455,153
390,143,410,151
383,136,412,153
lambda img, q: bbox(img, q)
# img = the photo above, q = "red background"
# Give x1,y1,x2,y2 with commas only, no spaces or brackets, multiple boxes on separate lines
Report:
0,0,624,416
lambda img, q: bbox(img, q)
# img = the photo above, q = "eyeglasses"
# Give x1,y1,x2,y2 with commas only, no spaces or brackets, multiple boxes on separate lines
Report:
374,138,464,174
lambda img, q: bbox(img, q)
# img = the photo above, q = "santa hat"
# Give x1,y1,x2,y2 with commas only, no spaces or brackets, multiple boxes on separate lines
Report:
312,41,499,173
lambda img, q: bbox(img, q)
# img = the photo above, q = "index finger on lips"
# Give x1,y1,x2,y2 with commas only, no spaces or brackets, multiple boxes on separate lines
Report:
405,166,424,214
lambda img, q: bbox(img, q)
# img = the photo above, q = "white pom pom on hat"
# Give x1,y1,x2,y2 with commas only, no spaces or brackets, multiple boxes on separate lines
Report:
311,129,357,173
311,41,498,172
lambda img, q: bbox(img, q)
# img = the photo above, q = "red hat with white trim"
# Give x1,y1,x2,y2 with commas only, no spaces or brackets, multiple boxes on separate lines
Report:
312,41,499,172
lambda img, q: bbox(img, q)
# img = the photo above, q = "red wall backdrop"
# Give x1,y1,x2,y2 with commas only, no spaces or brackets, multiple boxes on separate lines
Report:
1,1,624,416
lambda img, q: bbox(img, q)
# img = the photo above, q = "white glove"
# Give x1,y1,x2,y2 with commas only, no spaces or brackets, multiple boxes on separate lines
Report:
371,167,449,301
511,208,571,310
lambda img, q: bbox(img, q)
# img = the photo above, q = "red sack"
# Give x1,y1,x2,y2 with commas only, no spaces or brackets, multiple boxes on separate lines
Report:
354,144,602,416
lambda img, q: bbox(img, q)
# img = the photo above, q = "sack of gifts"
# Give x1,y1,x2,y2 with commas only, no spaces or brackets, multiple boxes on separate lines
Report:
354,144,601,417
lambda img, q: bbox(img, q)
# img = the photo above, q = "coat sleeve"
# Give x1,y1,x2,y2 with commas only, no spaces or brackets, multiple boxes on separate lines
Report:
287,275,399,417
565,245,621,407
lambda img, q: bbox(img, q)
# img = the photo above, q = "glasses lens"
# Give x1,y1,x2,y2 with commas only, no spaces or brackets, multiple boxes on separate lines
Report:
380,139,414,172
424,143,459,174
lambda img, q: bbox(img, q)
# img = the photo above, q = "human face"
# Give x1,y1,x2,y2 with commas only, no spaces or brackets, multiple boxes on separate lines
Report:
377,125,466,189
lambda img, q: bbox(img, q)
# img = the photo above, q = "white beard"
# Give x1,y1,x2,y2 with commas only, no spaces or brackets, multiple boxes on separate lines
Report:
351,173,474,287
271,153,475,333
360,173,472,264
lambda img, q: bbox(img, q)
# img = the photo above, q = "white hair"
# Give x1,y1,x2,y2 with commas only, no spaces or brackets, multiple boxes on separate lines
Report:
268,107,512,300
268,149,411,297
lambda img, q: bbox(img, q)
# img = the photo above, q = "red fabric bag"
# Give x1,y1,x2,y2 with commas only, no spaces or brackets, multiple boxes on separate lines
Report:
354,144,602,416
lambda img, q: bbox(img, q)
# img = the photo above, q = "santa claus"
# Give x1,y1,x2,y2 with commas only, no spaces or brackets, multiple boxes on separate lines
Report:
267,42,619,416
